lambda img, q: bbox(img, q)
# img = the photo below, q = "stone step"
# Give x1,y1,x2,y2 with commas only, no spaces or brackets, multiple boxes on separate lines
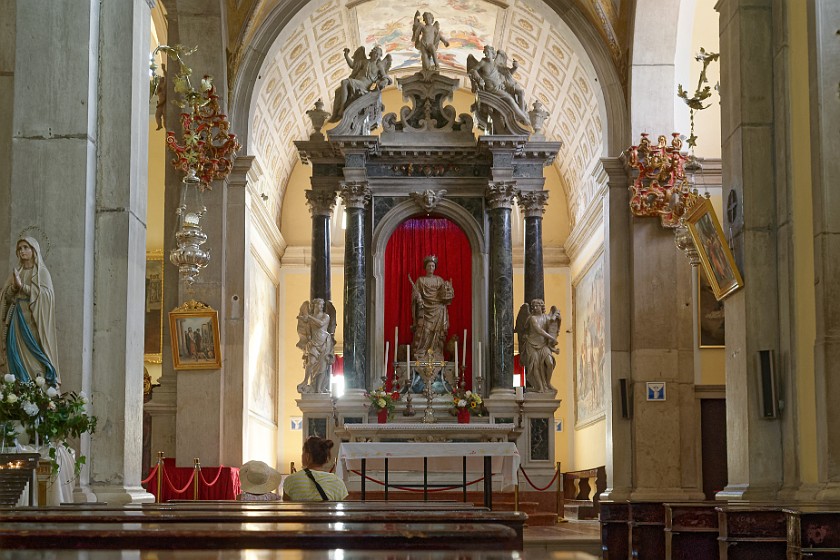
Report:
564,499,597,520
492,500,541,514
526,512,560,526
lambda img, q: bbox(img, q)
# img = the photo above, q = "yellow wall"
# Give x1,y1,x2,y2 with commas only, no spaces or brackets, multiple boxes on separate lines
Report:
788,0,817,484
690,0,721,160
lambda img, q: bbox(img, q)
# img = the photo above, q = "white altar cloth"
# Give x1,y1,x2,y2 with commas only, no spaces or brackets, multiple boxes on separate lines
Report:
336,442,521,490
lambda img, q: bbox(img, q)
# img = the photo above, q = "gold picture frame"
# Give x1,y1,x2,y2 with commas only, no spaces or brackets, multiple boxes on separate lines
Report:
168,300,222,370
686,198,744,301
144,251,164,363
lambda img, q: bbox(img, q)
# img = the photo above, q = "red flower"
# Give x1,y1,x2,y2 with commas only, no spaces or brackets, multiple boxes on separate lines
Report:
391,392,400,401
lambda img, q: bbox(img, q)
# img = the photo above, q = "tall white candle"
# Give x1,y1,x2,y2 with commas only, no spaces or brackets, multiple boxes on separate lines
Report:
406,343,410,374
455,343,459,374
394,327,399,364
462,329,467,367
384,341,390,380
476,342,481,379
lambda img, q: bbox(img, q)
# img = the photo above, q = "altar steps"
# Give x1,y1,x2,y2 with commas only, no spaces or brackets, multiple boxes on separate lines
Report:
0,453,40,506
346,490,561,526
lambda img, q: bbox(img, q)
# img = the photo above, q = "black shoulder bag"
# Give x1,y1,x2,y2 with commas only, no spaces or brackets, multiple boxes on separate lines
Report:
303,468,329,501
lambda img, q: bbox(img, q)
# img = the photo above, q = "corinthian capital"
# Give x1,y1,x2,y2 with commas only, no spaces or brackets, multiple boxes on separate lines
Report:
518,191,549,217
485,182,517,210
305,189,337,217
339,181,372,209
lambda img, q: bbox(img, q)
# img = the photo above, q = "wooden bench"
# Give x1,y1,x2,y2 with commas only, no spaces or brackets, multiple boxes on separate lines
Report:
0,549,591,560
717,505,787,560
562,466,606,519
629,501,666,560
600,500,630,560
665,502,719,560
0,520,520,550
786,506,840,559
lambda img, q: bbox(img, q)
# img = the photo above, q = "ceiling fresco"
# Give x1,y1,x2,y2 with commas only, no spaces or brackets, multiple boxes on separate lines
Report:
239,0,622,227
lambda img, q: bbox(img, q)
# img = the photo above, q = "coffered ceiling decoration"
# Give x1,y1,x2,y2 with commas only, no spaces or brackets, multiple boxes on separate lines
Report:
247,0,612,227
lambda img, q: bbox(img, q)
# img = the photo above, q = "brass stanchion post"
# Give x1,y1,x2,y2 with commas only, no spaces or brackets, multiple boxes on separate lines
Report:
155,452,164,503
556,461,567,523
193,457,201,500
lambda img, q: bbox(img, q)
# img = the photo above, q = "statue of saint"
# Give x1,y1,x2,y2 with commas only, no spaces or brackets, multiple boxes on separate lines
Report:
409,255,454,362
329,45,392,122
515,299,561,393
467,46,528,114
296,299,337,394
0,237,60,386
412,11,449,71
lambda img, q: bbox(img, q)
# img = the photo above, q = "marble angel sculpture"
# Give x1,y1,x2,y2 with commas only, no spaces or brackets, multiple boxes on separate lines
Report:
467,45,529,118
296,298,337,394
0,236,60,386
412,11,449,71
515,298,561,393
329,45,393,122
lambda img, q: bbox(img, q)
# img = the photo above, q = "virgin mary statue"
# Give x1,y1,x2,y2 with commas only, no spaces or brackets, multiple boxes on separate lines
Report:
0,237,60,386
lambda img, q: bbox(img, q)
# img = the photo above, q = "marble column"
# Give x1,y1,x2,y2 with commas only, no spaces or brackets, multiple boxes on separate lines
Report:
716,0,784,500
306,189,336,302
486,182,516,392
518,191,549,304
340,182,371,391
808,0,840,499
8,0,154,503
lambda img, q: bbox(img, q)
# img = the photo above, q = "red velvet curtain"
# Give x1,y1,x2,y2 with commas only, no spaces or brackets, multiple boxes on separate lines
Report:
384,217,473,390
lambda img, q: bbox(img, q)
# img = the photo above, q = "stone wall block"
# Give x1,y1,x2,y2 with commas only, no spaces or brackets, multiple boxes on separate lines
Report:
634,387,682,489
739,126,777,229
13,1,98,138
736,7,774,124
177,369,223,466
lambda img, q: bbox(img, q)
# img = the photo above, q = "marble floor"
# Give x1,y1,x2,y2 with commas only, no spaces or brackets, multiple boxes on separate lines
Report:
524,519,602,556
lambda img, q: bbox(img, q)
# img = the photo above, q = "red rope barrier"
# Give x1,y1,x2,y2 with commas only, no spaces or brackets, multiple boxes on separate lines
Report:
199,467,224,488
163,467,195,494
140,464,159,486
349,470,485,493
518,466,559,492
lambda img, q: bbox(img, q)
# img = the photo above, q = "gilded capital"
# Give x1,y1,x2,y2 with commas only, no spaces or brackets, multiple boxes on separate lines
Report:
518,191,549,217
339,181,372,209
485,182,517,210
305,189,337,217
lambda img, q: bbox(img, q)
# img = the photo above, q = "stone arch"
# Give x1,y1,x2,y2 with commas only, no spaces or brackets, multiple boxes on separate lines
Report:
368,198,488,388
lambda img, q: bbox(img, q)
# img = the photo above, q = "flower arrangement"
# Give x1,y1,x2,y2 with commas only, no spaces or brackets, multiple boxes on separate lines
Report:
451,388,484,416
365,385,401,420
0,374,98,476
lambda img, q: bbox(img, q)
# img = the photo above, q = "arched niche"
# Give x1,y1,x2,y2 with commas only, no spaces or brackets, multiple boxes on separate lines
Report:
369,198,488,389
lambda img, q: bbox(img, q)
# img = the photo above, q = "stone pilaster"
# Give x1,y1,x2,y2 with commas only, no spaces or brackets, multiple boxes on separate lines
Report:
808,0,840,499
305,189,336,302
339,182,371,391
518,191,549,304
486,182,516,393
716,0,784,500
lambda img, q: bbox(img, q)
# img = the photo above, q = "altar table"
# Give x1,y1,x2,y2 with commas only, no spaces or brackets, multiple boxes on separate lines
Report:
336,442,520,508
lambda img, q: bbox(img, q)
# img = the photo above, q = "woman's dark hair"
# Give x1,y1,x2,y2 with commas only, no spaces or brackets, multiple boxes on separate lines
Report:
303,436,334,466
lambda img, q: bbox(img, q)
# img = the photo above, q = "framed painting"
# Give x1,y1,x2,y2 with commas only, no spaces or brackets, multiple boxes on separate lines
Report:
144,251,164,363
168,300,222,370
686,198,744,301
572,251,606,428
697,269,725,348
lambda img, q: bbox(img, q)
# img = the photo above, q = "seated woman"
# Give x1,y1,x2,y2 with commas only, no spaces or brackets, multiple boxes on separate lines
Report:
236,460,282,501
283,436,348,501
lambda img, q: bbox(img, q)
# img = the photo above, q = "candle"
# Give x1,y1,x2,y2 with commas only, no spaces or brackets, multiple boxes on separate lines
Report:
406,342,410,374
394,327,399,364
515,386,524,401
384,341,390,379
455,343,459,374
476,343,481,379
462,329,467,367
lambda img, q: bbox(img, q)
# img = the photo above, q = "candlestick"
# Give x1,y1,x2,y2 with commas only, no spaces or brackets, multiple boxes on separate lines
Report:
515,386,524,401
462,329,467,367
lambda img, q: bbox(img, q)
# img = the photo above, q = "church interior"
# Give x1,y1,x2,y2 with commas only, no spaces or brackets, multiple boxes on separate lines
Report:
1,0,839,557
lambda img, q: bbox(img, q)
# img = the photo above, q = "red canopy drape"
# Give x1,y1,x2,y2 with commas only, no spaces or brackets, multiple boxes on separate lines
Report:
384,217,473,390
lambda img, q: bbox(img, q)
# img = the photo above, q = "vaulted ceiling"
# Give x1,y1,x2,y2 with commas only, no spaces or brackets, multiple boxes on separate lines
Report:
229,0,628,227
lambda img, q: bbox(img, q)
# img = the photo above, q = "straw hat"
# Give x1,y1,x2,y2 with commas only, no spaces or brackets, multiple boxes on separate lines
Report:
239,460,282,495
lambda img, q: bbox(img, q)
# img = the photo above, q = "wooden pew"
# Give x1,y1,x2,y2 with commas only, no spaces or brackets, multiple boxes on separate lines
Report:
786,506,840,559
600,500,630,560
717,505,787,560
664,502,719,560
0,520,520,551
629,501,666,560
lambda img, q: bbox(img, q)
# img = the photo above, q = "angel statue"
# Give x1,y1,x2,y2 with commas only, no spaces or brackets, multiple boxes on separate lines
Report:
296,298,337,394
515,299,561,393
467,45,528,116
412,11,449,71
329,45,393,122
